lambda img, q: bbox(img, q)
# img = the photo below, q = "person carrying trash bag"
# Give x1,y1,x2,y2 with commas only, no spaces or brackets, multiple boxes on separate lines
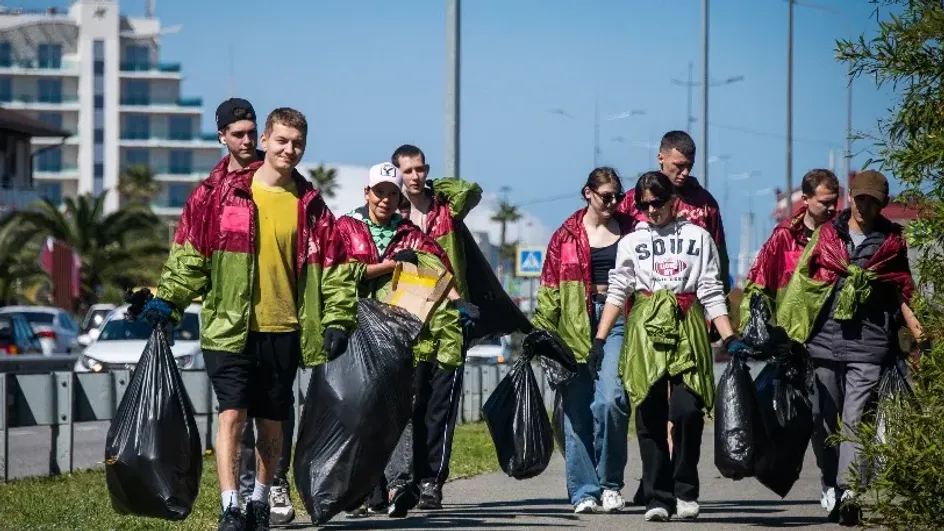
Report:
593,171,749,522
334,161,467,519
528,167,636,515
127,107,359,531
776,169,924,526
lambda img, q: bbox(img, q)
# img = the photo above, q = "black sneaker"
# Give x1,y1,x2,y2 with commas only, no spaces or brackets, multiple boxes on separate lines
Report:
387,486,418,518
218,505,245,531
245,500,271,531
416,482,443,510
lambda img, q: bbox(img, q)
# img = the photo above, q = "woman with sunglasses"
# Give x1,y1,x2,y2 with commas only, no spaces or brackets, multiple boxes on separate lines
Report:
592,171,746,522
530,167,635,514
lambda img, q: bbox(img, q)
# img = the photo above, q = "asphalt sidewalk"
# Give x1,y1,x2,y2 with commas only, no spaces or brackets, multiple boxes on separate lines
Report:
297,422,835,530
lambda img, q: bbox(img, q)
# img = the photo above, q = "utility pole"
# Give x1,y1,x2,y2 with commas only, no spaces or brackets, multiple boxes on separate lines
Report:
846,70,853,179
785,0,794,218
593,98,600,168
700,0,710,190
445,0,460,178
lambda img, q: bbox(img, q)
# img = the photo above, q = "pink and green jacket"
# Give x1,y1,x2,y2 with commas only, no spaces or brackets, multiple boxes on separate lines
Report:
156,156,360,367
399,177,482,300
531,208,635,363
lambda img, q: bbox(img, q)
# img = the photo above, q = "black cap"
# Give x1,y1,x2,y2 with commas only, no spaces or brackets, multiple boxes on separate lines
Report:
215,98,256,131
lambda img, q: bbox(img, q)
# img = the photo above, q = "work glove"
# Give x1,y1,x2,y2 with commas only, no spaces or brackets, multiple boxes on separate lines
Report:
722,334,750,356
587,338,605,380
391,249,419,265
124,288,174,328
324,327,349,361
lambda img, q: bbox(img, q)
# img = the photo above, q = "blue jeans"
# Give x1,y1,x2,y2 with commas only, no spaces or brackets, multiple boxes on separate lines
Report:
560,303,629,505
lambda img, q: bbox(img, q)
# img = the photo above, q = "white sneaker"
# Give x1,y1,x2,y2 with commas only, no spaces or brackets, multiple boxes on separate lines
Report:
268,481,296,525
574,499,600,514
821,487,836,513
676,499,700,520
601,489,625,513
644,506,670,521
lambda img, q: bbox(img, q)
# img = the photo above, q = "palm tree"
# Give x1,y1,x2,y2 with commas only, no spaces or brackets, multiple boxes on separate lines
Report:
0,193,169,309
490,201,522,262
0,223,46,305
118,164,161,204
308,165,339,198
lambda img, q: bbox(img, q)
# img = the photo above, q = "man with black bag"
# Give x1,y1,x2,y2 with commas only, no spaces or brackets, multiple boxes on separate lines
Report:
128,106,359,531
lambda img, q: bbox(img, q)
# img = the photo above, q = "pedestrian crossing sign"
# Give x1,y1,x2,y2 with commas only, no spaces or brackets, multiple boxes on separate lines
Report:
515,246,545,278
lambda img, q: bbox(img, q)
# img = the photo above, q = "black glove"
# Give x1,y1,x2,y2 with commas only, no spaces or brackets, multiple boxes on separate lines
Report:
587,338,605,380
392,249,419,265
722,334,749,355
125,288,175,328
454,300,480,327
124,288,152,321
324,327,349,360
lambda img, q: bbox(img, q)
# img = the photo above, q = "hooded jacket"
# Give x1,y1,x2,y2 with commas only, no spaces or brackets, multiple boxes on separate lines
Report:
618,176,730,293
531,208,635,363
399,178,482,300
156,155,360,367
739,207,813,330
336,208,463,368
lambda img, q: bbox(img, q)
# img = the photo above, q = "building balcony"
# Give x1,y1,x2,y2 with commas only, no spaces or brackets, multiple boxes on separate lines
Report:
33,165,79,180
0,95,79,111
31,133,79,145
119,62,183,79
0,59,80,77
119,97,203,114
118,133,221,150
151,167,215,181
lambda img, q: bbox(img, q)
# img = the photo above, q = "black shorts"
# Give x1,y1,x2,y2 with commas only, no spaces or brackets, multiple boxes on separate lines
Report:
204,331,301,421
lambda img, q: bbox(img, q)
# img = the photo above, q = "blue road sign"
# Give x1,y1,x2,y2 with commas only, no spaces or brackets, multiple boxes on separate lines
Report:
516,246,545,278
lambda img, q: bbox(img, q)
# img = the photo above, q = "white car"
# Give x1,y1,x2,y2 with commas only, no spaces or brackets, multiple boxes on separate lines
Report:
74,303,204,373
0,306,81,354
466,335,511,365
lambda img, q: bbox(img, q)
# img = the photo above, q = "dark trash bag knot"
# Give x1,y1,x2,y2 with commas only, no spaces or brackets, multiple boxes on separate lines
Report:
104,326,203,520
482,356,554,480
742,292,792,361
293,298,423,526
524,329,578,389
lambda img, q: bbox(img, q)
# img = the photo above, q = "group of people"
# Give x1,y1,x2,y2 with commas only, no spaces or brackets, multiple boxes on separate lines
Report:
129,96,922,530
533,130,923,525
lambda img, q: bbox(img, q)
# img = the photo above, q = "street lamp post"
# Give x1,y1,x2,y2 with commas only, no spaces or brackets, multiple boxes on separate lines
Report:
445,0,460,178
786,0,794,218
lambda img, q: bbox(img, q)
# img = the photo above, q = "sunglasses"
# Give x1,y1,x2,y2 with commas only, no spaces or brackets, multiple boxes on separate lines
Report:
638,197,670,211
593,190,625,205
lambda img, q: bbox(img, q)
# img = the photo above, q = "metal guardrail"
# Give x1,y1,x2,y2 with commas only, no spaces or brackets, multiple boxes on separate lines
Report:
0,362,555,482
0,355,79,374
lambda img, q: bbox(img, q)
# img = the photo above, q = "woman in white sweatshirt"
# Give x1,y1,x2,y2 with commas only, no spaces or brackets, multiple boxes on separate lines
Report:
592,171,746,522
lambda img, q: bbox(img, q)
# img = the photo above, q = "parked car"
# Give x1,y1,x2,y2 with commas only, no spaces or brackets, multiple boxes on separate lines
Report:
77,303,117,347
0,306,80,355
74,303,204,373
0,312,44,355
466,335,510,365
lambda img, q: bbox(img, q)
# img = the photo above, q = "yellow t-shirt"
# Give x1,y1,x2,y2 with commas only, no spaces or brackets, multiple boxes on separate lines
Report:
250,179,300,332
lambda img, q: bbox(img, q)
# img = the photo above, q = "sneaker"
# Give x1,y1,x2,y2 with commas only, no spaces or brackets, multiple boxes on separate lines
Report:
644,506,670,521
218,505,245,531
574,498,600,514
821,487,837,513
601,489,624,513
268,480,295,525
676,499,700,520
387,486,418,518
838,491,862,527
416,481,443,510
245,500,271,531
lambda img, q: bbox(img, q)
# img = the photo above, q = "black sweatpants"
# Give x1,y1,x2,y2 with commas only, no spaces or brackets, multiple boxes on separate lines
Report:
636,374,704,512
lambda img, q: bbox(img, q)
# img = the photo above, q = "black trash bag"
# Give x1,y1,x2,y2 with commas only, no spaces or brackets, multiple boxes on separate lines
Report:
551,391,566,458
525,329,578,389
105,326,202,520
458,224,534,343
872,359,915,477
752,345,814,498
481,354,554,479
714,352,766,479
742,292,792,361
293,298,423,525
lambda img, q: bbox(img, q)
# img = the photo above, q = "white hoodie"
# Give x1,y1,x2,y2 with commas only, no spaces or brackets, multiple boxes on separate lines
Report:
606,218,728,320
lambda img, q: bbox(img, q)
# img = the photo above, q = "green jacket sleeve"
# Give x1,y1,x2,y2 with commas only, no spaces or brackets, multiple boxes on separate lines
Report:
428,301,463,368
156,188,211,320
433,177,483,222
531,285,562,333
321,261,364,334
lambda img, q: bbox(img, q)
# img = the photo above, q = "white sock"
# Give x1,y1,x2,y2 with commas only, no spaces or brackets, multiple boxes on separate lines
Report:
251,481,271,503
221,490,239,510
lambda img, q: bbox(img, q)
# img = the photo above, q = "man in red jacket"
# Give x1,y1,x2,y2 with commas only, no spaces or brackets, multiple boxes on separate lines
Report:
618,131,730,292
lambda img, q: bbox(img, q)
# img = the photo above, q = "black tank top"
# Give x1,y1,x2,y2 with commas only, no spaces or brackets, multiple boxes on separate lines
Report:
590,241,618,285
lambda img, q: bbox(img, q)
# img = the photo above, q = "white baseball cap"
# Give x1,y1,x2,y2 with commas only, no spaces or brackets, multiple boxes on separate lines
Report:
368,162,403,188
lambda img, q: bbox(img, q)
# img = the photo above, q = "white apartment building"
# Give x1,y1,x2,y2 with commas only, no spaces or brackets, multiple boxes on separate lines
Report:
0,0,221,216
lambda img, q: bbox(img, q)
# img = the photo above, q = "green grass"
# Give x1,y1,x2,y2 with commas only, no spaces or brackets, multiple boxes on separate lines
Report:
0,422,499,530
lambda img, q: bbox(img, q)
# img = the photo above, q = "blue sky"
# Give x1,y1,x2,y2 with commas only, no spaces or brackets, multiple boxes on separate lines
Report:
22,0,898,267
